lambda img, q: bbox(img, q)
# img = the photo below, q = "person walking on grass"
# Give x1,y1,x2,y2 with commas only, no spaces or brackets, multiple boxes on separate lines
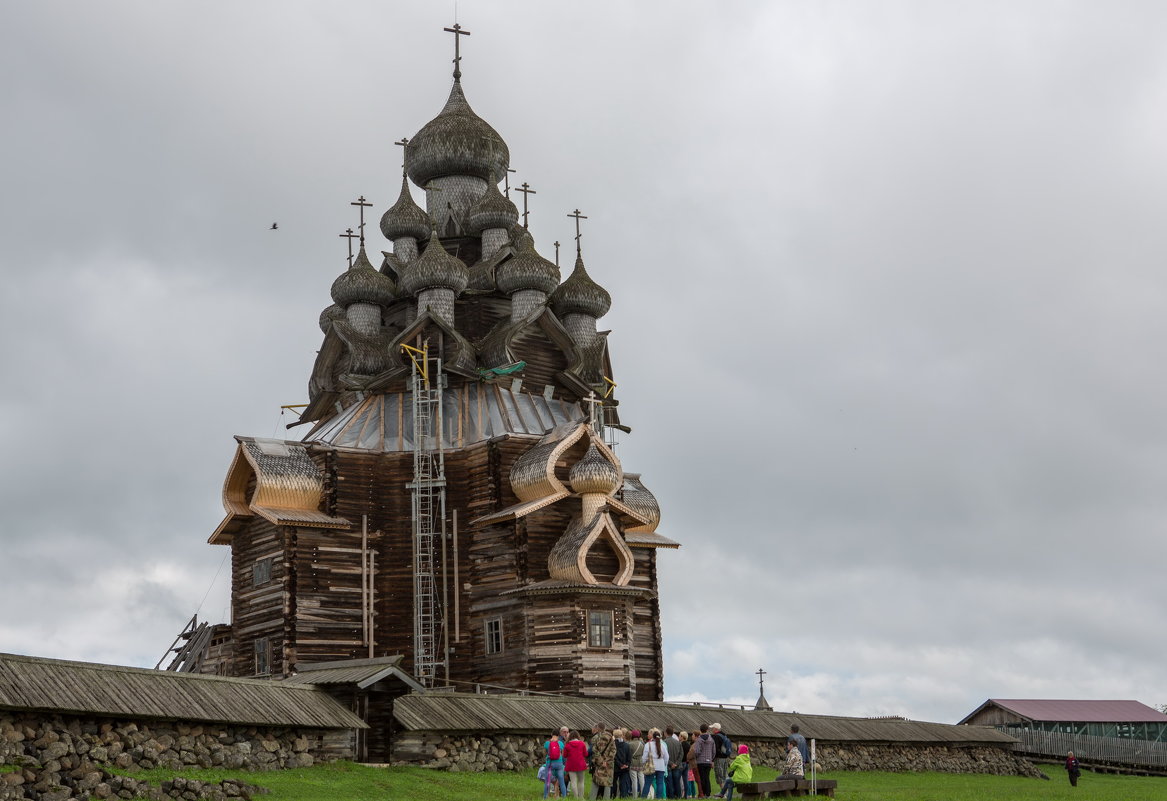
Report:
1065,751,1081,787
544,731,568,799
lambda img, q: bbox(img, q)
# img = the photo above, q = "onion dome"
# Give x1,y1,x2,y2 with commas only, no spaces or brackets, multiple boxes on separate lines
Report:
569,442,620,495
318,303,345,333
398,231,469,296
496,236,560,296
380,176,431,241
550,255,611,319
330,247,397,307
407,82,510,186
468,180,519,234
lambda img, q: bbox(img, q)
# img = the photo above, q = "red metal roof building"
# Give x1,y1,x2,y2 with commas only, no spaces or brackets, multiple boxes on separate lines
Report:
960,699,1167,742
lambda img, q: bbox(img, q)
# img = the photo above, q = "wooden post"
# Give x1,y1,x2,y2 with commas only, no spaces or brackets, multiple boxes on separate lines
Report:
453,510,460,642
369,550,376,658
442,511,450,685
361,516,369,650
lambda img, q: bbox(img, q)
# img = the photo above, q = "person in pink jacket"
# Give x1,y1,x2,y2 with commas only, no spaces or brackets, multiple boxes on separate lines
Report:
564,731,591,798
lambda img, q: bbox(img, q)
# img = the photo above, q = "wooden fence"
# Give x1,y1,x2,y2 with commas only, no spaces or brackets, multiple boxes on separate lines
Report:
1010,729,1167,771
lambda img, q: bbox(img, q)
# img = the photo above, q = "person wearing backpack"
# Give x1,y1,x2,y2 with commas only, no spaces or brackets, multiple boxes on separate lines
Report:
710,723,733,791
543,731,568,799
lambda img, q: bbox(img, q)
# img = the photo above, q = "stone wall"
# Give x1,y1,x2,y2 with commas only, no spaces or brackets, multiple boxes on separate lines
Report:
391,732,1045,778
0,712,351,801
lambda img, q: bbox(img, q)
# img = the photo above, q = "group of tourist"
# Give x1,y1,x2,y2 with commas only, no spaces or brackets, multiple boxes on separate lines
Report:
539,722,812,800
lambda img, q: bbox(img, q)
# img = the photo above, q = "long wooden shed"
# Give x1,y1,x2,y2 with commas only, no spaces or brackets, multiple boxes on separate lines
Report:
0,651,365,730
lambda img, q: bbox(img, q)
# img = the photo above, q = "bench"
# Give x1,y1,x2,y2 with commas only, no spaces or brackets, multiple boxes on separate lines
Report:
735,778,838,798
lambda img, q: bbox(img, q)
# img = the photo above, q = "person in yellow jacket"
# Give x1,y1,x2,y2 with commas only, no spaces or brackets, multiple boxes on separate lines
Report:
714,744,753,799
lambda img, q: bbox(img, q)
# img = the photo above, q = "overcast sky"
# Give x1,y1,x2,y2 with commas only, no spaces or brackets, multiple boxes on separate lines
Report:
3,1,1166,724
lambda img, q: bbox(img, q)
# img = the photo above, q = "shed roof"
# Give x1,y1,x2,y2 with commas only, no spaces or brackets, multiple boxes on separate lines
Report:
0,652,365,729
394,693,1015,745
283,656,425,692
960,699,1167,725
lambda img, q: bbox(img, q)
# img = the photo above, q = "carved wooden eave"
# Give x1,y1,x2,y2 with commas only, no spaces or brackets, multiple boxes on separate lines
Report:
501,580,655,598
389,309,479,379
623,532,680,549
209,437,351,545
479,306,572,371
466,242,514,291
547,510,635,585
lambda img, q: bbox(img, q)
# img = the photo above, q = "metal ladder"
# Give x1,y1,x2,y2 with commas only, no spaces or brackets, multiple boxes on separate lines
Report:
404,341,446,686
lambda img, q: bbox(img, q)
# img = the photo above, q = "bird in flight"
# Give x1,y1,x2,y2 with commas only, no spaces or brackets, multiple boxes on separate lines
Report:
271,222,279,230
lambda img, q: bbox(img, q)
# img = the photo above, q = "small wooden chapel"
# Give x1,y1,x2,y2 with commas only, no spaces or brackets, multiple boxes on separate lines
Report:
192,25,678,704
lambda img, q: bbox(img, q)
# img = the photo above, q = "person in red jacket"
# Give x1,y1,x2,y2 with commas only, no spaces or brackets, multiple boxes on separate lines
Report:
564,731,591,798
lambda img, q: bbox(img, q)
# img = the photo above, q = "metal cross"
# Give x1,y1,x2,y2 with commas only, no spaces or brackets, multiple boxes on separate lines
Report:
395,137,410,175
339,228,358,267
516,182,537,228
553,241,560,267
581,391,605,433
350,196,373,245
443,23,471,81
756,668,767,695
567,209,588,255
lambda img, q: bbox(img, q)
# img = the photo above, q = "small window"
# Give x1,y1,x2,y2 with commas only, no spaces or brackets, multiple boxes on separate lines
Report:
253,557,273,587
254,637,272,675
485,618,503,655
588,611,613,648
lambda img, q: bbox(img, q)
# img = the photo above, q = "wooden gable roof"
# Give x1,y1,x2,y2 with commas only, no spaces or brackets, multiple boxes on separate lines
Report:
0,652,365,729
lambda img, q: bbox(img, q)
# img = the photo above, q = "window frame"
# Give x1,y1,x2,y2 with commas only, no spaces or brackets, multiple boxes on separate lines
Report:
587,610,614,649
254,637,272,676
485,617,504,655
252,557,274,587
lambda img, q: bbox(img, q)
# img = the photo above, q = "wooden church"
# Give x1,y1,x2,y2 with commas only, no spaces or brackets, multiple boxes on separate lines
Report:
196,27,678,702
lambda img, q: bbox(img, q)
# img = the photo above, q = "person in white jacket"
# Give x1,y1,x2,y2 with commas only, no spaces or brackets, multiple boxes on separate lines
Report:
640,729,669,798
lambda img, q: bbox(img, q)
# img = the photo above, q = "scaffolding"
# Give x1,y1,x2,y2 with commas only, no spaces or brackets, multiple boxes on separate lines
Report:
402,340,447,686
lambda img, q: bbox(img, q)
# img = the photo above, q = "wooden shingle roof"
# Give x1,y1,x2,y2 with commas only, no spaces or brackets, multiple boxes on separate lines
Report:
960,699,1167,725
0,652,365,729
393,693,1015,745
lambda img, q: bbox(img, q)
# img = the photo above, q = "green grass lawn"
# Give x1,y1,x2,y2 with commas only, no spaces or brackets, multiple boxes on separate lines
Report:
118,761,1167,801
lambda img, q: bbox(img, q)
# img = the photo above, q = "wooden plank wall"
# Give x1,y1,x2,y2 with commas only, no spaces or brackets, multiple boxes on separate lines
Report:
228,518,287,677
209,429,668,700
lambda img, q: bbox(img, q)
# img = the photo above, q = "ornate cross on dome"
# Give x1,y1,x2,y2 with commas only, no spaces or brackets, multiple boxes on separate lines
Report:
443,23,471,81
581,391,604,433
395,137,410,175
568,208,588,255
756,667,767,695
339,228,357,267
350,196,372,246
516,182,537,228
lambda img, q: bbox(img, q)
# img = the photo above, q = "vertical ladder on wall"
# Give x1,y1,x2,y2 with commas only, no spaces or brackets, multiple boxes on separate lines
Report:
403,339,446,687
